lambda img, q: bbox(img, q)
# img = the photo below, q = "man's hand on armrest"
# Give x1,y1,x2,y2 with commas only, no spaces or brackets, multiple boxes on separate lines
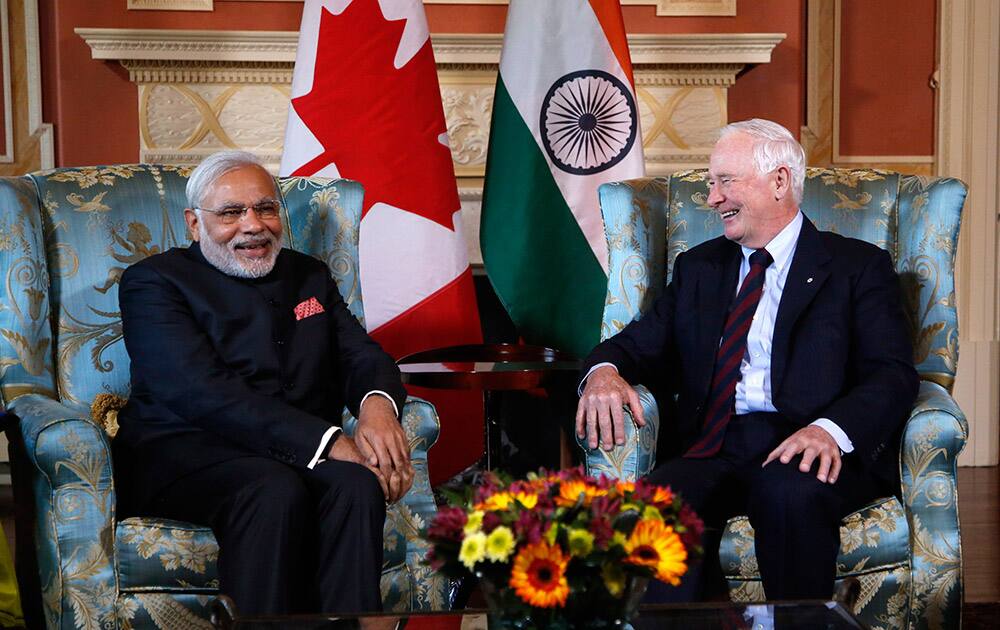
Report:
575,365,646,451
351,394,413,503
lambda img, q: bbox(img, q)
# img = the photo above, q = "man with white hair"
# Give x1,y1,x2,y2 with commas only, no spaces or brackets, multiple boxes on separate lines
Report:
113,150,413,615
576,119,918,599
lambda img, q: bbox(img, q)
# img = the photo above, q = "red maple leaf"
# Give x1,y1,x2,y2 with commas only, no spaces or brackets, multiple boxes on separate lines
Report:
290,1,459,229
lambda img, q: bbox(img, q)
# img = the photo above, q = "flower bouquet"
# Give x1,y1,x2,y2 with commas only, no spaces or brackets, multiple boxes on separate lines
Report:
423,468,703,629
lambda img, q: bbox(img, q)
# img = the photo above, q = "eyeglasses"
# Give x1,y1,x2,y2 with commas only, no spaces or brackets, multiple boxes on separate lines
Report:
195,201,282,224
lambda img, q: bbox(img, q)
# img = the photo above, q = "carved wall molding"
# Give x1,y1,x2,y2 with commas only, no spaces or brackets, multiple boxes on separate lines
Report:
0,0,52,175
1,0,13,162
120,59,294,84
77,27,783,262
78,29,784,67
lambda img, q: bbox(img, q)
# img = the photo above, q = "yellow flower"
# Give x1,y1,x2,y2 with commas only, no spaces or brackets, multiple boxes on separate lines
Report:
485,526,516,562
459,532,488,570
464,510,484,534
643,505,664,522
515,492,538,509
624,520,688,586
602,562,626,597
509,541,570,608
479,492,515,511
567,528,594,557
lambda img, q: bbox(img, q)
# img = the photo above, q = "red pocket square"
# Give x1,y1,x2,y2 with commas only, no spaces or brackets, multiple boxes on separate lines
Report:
294,297,325,321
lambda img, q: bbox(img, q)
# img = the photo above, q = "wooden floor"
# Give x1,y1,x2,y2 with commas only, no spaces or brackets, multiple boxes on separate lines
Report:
957,465,1000,604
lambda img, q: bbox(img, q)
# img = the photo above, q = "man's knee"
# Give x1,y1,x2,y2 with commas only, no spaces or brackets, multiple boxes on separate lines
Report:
310,461,386,513
748,459,839,520
229,464,311,522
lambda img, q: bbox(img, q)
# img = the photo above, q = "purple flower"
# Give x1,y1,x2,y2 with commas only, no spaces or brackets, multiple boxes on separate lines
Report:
428,506,467,541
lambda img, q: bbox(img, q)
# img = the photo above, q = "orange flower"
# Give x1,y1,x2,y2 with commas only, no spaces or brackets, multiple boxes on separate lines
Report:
508,541,570,608
651,486,674,507
624,519,688,586
615,480,636,495
555,480,605,507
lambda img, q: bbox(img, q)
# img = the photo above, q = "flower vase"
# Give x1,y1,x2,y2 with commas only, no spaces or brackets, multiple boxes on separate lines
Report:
478,574,649,629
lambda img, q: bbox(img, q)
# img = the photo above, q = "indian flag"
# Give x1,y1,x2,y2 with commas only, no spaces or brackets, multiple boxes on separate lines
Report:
480,0,645,358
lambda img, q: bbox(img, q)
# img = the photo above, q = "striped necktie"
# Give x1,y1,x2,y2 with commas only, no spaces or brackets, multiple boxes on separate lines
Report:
685,248,774,458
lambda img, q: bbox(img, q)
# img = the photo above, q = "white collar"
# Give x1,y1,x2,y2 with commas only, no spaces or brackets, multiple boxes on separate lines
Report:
741,211,802,273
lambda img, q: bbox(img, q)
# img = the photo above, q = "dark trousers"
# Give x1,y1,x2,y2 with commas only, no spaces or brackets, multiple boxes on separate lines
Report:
645,412,889,601
127,456,386,616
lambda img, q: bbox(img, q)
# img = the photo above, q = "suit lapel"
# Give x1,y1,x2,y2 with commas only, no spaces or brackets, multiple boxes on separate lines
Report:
771,217,832,396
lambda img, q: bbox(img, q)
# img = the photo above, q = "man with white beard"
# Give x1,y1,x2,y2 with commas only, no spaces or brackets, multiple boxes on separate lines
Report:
113,151,412,615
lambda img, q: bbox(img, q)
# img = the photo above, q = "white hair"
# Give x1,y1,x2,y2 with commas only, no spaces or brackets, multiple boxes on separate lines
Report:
185,150,271,209
719,119,806,204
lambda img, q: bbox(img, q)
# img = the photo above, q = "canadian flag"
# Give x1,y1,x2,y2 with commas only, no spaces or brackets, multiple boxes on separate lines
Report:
281,0,483,484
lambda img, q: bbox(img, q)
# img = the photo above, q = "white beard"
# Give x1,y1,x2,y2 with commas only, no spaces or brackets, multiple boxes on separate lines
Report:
198,222,283,279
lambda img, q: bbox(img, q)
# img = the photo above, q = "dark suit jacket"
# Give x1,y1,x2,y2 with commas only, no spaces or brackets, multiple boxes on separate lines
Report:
582,216,919,484
114,243,407,499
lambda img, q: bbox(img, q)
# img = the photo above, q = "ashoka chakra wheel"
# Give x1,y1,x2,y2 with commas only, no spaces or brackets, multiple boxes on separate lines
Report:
540,69,638,175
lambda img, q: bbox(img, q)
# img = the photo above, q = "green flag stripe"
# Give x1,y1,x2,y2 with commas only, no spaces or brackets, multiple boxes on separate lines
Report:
480,78,606,358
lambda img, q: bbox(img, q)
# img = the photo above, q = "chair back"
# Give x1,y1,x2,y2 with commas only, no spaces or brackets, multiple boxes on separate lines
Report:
0,165,364,409
597,168,966,391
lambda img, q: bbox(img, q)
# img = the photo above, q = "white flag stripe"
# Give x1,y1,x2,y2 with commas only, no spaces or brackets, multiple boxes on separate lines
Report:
499,0,644,274
359,206,469,331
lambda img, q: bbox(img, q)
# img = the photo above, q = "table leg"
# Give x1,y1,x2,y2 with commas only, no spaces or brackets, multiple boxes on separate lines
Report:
483,390,503,471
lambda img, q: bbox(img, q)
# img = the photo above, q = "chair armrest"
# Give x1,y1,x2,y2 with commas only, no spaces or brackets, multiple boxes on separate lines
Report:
342,396,448,610
900,380,967,630
6,393,117,628
597,179,669,342
574,384,660,481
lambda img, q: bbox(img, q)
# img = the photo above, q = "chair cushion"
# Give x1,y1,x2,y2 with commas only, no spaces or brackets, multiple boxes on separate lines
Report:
116,518,219,592
721,496,910,582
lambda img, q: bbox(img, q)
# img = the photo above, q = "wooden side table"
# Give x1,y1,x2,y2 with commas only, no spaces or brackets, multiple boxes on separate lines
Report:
397,344,581,471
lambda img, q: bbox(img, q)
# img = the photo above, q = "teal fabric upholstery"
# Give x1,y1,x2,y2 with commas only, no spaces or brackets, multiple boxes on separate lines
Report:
0,165,448,629
116,519,219,592
577,169,968,630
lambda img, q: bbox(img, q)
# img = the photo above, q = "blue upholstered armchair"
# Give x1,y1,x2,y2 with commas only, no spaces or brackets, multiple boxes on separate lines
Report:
577,169,967,630
0,166,449,629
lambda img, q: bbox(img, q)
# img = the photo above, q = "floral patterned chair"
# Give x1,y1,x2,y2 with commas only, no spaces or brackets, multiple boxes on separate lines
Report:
0,165,449,629
577,168,967,630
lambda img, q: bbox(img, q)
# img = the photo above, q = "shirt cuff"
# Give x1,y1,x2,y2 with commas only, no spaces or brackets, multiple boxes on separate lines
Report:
578,362,619,396
810,418,854,453
308,426,341,469
361,390,399,418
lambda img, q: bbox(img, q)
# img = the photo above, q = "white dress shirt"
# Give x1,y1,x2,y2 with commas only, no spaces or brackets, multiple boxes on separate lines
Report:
307,391,399,469
584,211,854,453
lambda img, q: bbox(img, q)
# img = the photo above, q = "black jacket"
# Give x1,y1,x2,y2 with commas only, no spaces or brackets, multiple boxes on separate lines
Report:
582,217,919,484
115,243,406,498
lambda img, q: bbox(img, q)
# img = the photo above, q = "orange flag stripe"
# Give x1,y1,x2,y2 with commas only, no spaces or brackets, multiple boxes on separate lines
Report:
588,0,635,87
